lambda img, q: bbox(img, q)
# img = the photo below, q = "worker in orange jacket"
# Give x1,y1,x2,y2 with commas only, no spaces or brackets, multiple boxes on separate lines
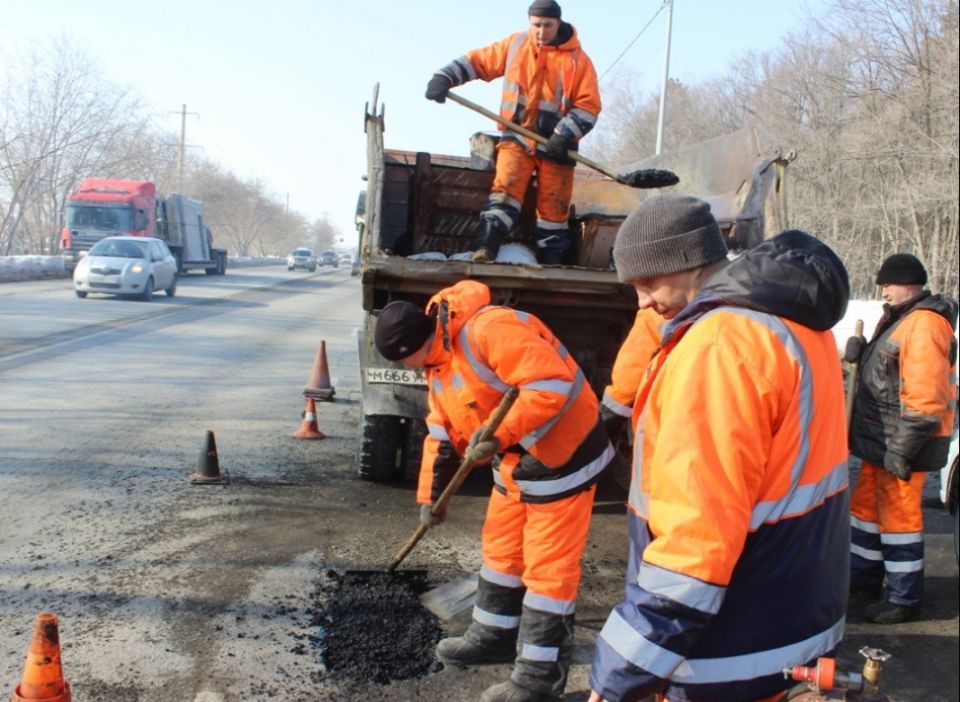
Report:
600,308,665,489
845,253,958,624
374,280,613,702
589,194,852,702
425,0,601,265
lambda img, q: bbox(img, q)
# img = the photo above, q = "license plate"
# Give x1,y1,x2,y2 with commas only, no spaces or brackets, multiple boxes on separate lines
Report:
365,367,427,386
90,274,119,285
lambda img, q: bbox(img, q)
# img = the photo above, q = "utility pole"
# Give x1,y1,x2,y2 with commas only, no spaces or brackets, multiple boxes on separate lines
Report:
655,0,674,156
173,104,199,192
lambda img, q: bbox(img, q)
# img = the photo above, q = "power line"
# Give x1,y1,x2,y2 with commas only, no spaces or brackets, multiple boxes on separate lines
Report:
598,0,671,83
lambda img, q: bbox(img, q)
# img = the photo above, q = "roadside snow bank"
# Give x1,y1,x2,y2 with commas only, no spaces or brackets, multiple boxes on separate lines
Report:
0,256,66,282
0,255,286,283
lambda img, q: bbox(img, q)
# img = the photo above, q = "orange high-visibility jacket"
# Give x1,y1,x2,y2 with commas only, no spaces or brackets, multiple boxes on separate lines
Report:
438,25,601,150
591,230,851,702
850,293,958,470
602,308,665,418
416,280,609,505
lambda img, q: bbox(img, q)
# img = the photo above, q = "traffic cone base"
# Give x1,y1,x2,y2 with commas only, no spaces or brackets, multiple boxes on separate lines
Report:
303,340,336,402
292,397,325,440
12,613,72,702
190,430,227,484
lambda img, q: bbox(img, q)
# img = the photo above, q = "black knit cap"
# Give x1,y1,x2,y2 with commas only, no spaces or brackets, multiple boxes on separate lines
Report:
875,253,927,286
528,0,561,18
375,301,436,361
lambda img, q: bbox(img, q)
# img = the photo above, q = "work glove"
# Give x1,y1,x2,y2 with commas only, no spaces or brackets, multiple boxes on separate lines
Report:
425,73,452,103
420,503,447,529
467,427,501,464
883,451,912,481
843,335,866,363
600,405,628,444
546,131,570,160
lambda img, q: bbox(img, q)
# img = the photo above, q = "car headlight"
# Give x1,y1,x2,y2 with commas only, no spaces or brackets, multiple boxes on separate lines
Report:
129,263,145,274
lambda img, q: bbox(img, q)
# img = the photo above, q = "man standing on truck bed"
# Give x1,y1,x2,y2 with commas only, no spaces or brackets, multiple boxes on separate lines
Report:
375,279,613,702
589,194,852,701
424,0,601,265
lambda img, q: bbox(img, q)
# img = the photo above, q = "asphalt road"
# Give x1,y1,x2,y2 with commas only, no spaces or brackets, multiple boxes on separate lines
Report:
0,267,956,701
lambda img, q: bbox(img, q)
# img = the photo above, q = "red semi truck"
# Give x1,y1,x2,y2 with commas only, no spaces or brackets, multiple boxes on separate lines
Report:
59,178,227,275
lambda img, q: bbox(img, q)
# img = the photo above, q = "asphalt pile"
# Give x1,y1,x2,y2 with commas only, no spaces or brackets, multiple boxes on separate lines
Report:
309,569,442,684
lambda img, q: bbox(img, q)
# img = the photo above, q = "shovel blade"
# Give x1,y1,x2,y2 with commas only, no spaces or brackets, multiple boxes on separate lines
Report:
419,575,479,621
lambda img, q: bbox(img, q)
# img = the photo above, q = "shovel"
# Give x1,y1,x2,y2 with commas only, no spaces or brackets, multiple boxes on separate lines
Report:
388,387,520,618
446,92,679,189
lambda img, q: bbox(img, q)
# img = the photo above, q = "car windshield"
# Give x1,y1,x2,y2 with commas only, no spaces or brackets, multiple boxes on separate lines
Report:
89,239,148,259
292,249,313,256
66,204,134,231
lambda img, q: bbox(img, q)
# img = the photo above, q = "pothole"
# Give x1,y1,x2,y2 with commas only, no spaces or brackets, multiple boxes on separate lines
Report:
308,568,443,684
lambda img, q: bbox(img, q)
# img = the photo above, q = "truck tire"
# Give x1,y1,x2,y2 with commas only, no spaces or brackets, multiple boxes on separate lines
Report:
402,418,428,482
358,414,402,482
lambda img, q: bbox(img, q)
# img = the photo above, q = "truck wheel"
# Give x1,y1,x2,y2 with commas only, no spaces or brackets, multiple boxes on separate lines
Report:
402,418,428,482
358,414,402,482
165,275,177,297
75,290,87,299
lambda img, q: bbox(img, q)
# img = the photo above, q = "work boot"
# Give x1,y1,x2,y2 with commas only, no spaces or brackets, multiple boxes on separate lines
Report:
865,600,921,624
480,679,560,702
473,220,504,262
436,625,517,666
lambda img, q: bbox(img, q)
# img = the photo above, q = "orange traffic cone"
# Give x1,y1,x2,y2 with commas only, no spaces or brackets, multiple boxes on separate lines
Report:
303,340,336,402
189,430,227,484
12,613,71,702
291,397,325,440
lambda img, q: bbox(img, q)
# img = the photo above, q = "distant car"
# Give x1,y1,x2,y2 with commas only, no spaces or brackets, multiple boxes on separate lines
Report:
338,252,352,265
319,250,339,267
73,236,177,301
350,255,361,277
287,248,317,272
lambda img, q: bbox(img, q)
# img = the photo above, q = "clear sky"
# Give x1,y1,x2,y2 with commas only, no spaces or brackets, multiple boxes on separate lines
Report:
1,0,825,247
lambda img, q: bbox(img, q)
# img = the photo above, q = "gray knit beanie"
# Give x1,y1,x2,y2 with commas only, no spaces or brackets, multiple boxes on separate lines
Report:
613,193,728,282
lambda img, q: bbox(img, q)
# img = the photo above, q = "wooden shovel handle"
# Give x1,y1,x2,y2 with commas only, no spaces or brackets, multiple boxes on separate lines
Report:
388,386,519,571
445,92,625,183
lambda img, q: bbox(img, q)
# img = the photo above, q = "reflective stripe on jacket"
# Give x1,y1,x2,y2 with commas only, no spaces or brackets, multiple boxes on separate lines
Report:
591,307,850,702
602,308,665,418
849,292,958,471
438,24,600,152
416,280,611,505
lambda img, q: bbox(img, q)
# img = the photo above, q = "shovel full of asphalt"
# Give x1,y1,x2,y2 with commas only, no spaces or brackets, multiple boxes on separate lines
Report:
309,568,443,684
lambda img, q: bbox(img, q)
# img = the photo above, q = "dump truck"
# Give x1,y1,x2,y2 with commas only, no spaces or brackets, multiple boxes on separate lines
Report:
355,85,794,481
59,178,227,275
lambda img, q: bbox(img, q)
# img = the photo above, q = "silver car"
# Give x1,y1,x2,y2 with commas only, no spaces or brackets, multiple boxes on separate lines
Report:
287,248,318,272
73,236,178,301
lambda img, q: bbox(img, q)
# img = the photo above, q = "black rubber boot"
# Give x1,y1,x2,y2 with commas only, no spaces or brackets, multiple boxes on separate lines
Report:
865,600,922,624
480,679,560,702
436,624,517,666
473,219,504,262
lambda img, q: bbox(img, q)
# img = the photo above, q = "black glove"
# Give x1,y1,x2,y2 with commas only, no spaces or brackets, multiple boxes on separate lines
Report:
600,405,628,444
420,503,447,528
467,427,500,464
425,73,452,103
546,132,570,160
843,335,866,364
883,451,912,481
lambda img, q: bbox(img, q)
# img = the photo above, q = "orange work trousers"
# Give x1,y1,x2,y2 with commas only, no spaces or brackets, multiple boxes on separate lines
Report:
491,140,575,227
481,485,595,602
